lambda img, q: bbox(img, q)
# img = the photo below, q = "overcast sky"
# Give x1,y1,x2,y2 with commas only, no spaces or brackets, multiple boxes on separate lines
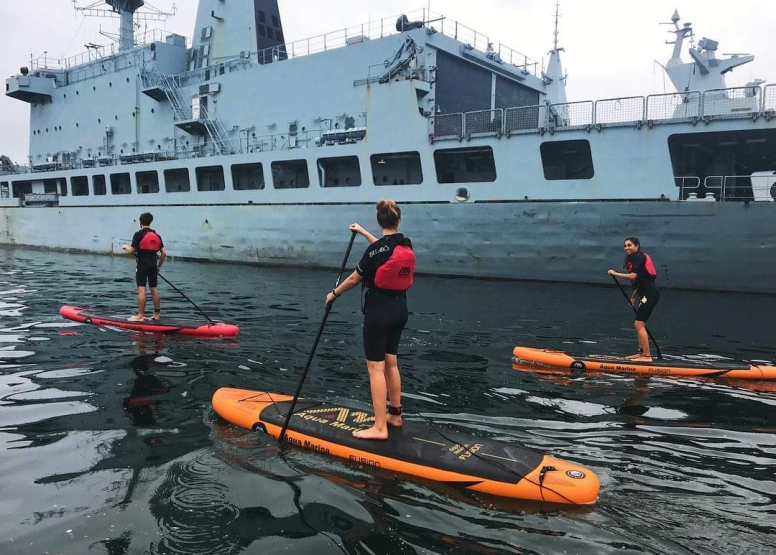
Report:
1,0,774,163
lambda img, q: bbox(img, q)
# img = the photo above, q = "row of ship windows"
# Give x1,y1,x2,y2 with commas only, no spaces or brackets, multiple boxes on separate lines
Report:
3,141,594,198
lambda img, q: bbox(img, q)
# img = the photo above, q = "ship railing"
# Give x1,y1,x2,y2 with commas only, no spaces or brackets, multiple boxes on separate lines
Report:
22,193,59,207
428,113,464,141
546,101,594,131
674,176,702,199
504,105,545,135
593,96,646,127
701,174,776,202
646,92,701,124
701,86,761,121
464,109,504,138
762,84,776,117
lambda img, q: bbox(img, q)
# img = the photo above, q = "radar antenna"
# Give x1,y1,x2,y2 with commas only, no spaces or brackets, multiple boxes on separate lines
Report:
552,1,561,51
74,1,176,51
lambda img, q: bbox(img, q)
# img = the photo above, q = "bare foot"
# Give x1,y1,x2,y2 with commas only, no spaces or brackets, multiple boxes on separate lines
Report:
128,315,144,322
630,356,653,362
386,415,403,427
352,426,388,440
626,354,644,360
152,313,161,321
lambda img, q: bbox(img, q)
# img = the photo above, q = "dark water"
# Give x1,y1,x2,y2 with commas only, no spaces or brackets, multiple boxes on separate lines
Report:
1,248,775,555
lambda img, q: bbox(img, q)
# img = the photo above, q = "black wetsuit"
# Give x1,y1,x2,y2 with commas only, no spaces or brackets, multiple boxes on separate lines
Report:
626,251,659,322
356,234,412,362
131,228,164,287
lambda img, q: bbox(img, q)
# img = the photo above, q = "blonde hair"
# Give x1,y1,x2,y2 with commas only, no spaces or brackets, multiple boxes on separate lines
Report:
376,199,401,229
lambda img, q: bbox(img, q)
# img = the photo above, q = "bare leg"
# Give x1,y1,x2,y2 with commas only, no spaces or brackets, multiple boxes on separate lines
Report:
633,321,651,360
129,286,146,321
353,360,389,440
151,287,161,320
384,353,402,427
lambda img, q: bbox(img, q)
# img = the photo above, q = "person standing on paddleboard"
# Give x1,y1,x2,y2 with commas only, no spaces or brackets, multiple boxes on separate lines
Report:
607,236,659,361
325,199,416,440
122,212,167,322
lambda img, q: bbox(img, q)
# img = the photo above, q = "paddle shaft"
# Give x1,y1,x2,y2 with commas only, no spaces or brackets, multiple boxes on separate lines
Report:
279,231,357,442
610,275,663,360
157,272,215,324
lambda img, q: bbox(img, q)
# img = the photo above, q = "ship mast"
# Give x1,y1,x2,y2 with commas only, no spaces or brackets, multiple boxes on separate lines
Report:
74,1,176,51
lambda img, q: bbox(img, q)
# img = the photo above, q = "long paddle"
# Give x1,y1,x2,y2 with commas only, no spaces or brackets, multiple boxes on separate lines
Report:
157,272,215,324
279,231,357,442
610,275,663,360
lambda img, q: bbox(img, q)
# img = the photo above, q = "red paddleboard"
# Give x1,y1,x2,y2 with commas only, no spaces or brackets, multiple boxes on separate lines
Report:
60,305,239,337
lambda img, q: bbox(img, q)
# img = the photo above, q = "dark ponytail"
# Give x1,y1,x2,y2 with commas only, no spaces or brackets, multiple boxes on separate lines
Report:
376,199,401,230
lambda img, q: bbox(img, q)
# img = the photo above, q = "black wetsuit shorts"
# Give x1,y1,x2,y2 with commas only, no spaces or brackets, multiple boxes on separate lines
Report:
135,259,158,288
634,287,659,322
363,290,408,362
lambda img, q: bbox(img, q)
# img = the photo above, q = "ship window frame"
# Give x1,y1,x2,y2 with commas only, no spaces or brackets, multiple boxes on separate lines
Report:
540,139,595,181
271,159,310,189
433,146,497,184
71,175,90,196
11,180,32,199
195,165,226,192
317,156,362,188
370,151,424,186
136,170,160,194
164,168,191,193
0,181,9,199
231,162,265,190
110,172,132,195
93,175,107,196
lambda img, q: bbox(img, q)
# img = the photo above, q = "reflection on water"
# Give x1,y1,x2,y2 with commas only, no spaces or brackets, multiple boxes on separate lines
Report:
1,248,775,554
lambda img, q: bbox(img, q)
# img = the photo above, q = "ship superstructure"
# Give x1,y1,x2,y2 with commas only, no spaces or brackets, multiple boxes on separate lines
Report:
1,2,774,293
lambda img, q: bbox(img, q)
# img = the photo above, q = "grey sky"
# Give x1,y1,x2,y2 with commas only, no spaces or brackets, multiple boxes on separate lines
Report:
1,0,774,163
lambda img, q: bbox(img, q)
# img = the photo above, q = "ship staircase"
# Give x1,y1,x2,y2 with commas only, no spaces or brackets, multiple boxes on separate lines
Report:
141,65,237,155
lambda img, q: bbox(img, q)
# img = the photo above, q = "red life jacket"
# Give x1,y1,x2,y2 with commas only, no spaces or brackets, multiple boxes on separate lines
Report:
373,241,416,291
138,229,162,252
644,253,657,277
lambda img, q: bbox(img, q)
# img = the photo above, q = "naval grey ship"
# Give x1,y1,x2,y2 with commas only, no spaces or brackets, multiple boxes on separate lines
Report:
1,1,774,292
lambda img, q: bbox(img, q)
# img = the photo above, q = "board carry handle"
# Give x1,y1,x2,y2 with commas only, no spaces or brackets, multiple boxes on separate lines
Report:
611,275,663,360
279,231,357,442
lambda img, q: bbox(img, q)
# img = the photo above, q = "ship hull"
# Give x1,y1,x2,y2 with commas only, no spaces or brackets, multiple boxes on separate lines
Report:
1,199,772,293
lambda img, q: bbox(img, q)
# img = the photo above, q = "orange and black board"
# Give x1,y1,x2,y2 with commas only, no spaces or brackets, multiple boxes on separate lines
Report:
212,387,600,504
512,346,776,380
60,305,239,337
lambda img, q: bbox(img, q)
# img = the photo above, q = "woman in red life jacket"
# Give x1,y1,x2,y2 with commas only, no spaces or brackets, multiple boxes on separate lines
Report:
325,199,416,440
121,212,167,322
607,236,660,361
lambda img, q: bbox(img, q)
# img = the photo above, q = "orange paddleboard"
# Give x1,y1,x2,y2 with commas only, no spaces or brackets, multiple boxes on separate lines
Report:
512,346,776,380
212,387,600,504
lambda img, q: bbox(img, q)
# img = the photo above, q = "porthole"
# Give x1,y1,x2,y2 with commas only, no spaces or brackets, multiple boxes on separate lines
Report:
151,108,155,114
454,186,470,202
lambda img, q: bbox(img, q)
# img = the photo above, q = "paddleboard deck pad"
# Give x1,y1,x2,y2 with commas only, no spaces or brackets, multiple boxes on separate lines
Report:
60,305,239,337
512,346,776,380
212,387,600,504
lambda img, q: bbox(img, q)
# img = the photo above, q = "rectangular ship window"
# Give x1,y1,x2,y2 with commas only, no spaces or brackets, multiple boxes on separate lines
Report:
434,146,496,183
317,156,361,187
110,173,131,195
136,171,160,194
196,166,225,191
231,163,265,190
11,181,32,198
540,140,594,180
164,168,190,192
71,176,89,196
0,181,9,199
45,178,67,196
272,160,309,189
93,175,106,195
371,152,423,185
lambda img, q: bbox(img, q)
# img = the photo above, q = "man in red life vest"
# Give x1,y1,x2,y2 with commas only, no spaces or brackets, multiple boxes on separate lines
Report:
122,212,167,322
